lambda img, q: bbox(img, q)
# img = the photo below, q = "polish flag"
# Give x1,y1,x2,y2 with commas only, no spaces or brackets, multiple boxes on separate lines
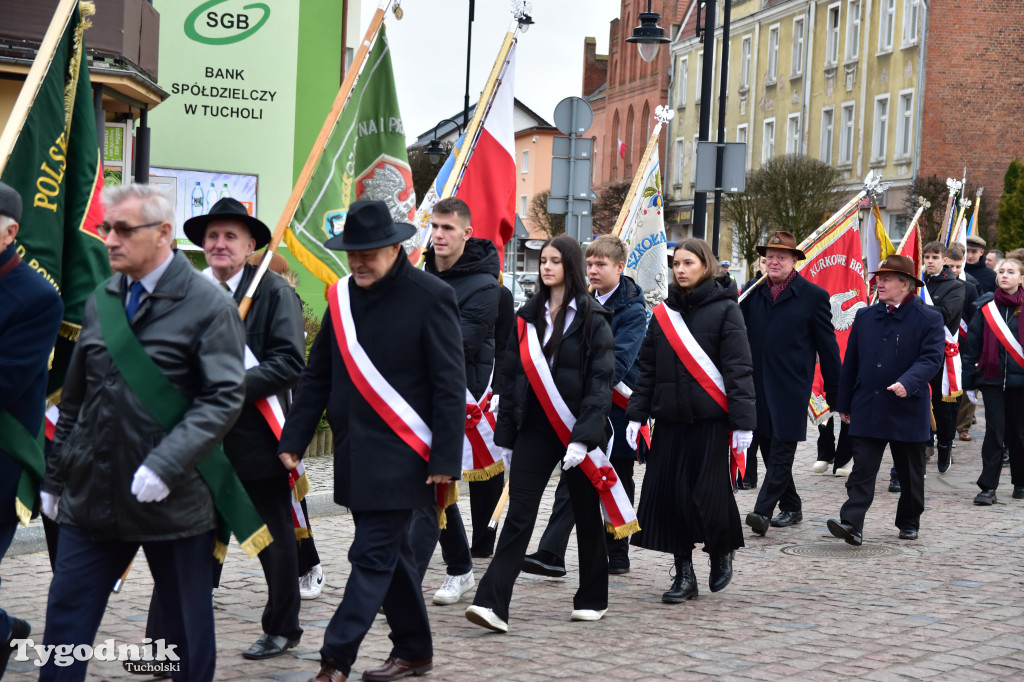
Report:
617,138,626,159
455,44,517,266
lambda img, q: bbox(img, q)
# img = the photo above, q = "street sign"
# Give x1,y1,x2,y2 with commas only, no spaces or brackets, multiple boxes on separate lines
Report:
547,197,592,216
694,141,747,193
552,136,593,159
553,96,593,136
548,97,596,242
550,158,592,199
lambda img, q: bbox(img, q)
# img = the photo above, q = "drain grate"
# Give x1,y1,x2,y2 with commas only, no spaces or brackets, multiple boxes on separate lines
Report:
780,542,900,558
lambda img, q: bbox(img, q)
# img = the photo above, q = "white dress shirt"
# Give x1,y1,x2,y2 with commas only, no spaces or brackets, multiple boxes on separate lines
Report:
542,296,578,348
202,266,244,296
595,282,619,306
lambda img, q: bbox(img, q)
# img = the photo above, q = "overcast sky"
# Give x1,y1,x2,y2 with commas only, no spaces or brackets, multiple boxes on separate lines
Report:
359,0,625,144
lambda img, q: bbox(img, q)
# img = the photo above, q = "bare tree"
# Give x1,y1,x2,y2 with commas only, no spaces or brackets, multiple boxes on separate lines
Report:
747,155,844,242
592,180,632,235
407,143,453,204
905,174,948,242
724,190,769,278
528,190,565,238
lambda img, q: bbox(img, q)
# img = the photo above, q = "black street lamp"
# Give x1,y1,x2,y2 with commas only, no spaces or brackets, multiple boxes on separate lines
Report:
426,118,463,165
626,0,671,62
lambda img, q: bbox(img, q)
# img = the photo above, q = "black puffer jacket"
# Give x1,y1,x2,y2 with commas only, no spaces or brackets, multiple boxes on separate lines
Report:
924,266,966,335
962,292,1024,390
494,292,615,450
627,278,756,431
425,238,500,397
966,260,996,294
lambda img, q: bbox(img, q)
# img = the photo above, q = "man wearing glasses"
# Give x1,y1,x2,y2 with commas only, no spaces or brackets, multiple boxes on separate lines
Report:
740,231,841,538
40,184,246,681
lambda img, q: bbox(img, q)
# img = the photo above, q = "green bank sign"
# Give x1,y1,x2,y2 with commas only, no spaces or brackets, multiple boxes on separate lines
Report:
185,0,271,45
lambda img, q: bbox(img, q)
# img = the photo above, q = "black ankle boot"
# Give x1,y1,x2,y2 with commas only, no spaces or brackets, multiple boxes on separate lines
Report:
709,551,734,592
662,556,698,603
937,444,952,474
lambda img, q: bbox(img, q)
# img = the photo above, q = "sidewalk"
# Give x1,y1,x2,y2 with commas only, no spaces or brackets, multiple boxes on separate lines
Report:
4,410,1024,681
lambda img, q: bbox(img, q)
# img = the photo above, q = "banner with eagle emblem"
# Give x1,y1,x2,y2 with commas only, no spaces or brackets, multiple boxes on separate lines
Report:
798,206,867,423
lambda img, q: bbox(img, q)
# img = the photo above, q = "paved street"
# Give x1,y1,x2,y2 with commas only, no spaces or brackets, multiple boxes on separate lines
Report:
5,407,1024,681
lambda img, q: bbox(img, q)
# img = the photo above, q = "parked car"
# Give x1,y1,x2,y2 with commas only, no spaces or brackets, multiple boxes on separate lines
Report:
517,272,539,296
502,275,529,311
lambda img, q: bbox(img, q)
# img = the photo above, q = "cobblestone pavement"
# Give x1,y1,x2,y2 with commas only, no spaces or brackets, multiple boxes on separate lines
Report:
5,407,1024,681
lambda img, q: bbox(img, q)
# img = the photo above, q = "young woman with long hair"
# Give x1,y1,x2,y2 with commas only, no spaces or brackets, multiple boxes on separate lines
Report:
962,258,1024,505
465,235,616,632
625,238,756,603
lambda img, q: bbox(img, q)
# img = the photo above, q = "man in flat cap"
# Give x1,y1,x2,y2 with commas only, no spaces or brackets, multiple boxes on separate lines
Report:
278,200,465,682
965,235,996,294
0,181,64,677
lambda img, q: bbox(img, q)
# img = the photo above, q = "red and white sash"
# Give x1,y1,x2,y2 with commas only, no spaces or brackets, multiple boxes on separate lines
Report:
328,278,457,521
982,301,1024,369
517,318,639,539
611,382,651,450
288,461,312,539
463,369,504,481
922,286,963,400
652,303,746,483
44,404,60,441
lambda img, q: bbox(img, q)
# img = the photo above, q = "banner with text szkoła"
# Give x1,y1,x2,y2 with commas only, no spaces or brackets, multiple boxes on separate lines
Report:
285,27,415,286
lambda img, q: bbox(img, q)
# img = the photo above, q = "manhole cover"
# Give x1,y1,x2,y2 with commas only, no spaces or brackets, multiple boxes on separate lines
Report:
781,542,900,558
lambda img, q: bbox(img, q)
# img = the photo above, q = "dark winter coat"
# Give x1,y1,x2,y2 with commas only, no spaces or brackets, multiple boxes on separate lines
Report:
836,297,945,442
923,266,966,335
626,278,756,431
46,251,246,541
278,253,465,511
740,272,841,442
494,292,615,451
961,273,980,329
603,274,647,388
492,285,515,395
222,264,305,480
965,260,996,294
962,292,1024,391
424,237,500,398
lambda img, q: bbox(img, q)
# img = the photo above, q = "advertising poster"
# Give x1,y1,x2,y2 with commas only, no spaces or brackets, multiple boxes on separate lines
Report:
150,166,258,250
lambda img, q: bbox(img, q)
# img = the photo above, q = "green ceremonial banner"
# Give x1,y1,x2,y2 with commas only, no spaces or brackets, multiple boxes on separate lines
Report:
285,26,415,286
1,1,108,392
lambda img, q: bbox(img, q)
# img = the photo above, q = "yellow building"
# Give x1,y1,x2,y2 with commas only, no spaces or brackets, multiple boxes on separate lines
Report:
667,0,924,273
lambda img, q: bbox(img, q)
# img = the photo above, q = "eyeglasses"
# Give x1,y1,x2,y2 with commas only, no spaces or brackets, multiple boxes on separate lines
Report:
96,220,163,239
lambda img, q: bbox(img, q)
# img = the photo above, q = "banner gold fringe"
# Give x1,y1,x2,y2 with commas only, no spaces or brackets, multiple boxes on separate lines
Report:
59,320,81,341
435,482,459,529
942,390,963,402
238,524,274,558
606,519,640,540
292,471,310,503
283,228,344,291
213,540,228,563
462,460,505,482
294,527,311,541
15,497,33,527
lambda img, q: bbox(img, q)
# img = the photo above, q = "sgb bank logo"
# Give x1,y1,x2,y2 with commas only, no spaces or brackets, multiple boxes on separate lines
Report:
185,0,270,45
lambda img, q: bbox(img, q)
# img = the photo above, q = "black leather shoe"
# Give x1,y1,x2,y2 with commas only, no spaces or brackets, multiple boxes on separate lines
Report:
708,552,734,593
745,512,770,536
770,510,803,527
974,489,997,506
242,633,301,660
362,656,433,681
888,474,901,493
607,555,630,575
937,444,952,474
898,528,918,540
1003,448,1011,466
521,550,566,577
1013,486,1024,499
740,480,757,490
662,556,697,603
1,618,30,678
827,518,863,546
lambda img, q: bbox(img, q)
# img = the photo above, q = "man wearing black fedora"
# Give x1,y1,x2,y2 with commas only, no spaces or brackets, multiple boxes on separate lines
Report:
827,255,944,545
741,231,841,537
278,200,465,682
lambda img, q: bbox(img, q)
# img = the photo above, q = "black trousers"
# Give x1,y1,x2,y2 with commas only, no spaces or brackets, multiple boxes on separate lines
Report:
297,496,321,575
42,525,216,682
536,456,635,561
977,387,1024,491
321,509,431,676
408,501,473,581
929,372,959,447
472,417,608,623
742,441,760,486
467,475,503,555
817,417,853,470
840,437,926,533
752,434,800,516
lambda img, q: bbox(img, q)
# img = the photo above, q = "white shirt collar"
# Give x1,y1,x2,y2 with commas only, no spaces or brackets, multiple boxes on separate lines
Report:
595,282,620,305
202,265,245,294
129,251,175,294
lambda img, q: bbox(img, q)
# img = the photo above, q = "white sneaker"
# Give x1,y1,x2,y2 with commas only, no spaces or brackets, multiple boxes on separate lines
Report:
432,570,474,605
812,460,832,474
570,608,607,621
835,460,853,477
299,564,324,600
465,604,508,632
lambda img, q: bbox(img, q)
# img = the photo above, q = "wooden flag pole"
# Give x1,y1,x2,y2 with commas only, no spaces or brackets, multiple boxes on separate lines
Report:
968,187,983,237
488,481,510,530
0,0,79,176
237,0,391,319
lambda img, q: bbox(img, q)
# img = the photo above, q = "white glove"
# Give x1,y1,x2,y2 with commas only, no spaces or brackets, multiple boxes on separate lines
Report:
131,465,170,503
625,421,642,451
966,390,978,405
40,491,60,520
562,442,587,470
489,395,500,413
499,447,513,469
731,430,754,452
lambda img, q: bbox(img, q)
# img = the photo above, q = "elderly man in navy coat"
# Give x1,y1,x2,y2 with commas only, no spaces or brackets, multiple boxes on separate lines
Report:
827,255,945,545
741,231,841,536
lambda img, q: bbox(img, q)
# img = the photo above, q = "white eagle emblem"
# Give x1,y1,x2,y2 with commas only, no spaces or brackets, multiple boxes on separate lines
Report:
830,290,867,331
361,164,417,222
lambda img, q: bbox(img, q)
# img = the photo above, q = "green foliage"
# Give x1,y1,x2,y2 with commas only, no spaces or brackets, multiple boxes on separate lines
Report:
996,158,1024,252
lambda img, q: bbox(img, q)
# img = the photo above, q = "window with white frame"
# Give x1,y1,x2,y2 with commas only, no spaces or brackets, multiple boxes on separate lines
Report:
786,113,801,154
691,135,699,184
740,36,751,89
895,90,913,158
677,57,688,108
695,53,704,104
521,150,529,173
839,102,855,165
762,119,775,162
792,18,805,75
674,138,684,185
872,95,889,161
737,124,749,169
826,4,841,65
879,0,895,52
820,107,835,164
519,195,528,217
846,0,861,60
767,25,779,82
902,0,919,45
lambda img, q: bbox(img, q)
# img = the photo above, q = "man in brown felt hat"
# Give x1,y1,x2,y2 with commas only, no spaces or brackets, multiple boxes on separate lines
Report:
741,231,841,537
827,255,944,545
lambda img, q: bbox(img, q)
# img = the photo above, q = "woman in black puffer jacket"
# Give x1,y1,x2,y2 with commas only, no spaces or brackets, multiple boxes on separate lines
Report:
626,238,756,603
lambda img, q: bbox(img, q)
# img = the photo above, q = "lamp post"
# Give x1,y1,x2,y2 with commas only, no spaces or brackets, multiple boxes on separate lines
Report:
626,0,671,62
426,118,464,165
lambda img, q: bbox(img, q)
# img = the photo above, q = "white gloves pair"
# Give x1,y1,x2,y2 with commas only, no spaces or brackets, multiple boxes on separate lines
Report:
499,447,513,469
966,390,978,405
40,491,60,520
562,442,587,470
731,430,754,452
131,465,170,503
626,421,642,450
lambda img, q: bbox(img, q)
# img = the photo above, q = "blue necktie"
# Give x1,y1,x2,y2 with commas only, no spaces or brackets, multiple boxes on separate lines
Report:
125,280,144,320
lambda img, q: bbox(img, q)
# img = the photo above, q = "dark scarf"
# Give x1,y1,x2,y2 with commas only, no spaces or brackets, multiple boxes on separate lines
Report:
769,268,798,302
980,287,1024,380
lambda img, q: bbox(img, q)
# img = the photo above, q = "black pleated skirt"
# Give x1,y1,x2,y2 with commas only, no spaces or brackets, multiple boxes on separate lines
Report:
631,417,744,556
